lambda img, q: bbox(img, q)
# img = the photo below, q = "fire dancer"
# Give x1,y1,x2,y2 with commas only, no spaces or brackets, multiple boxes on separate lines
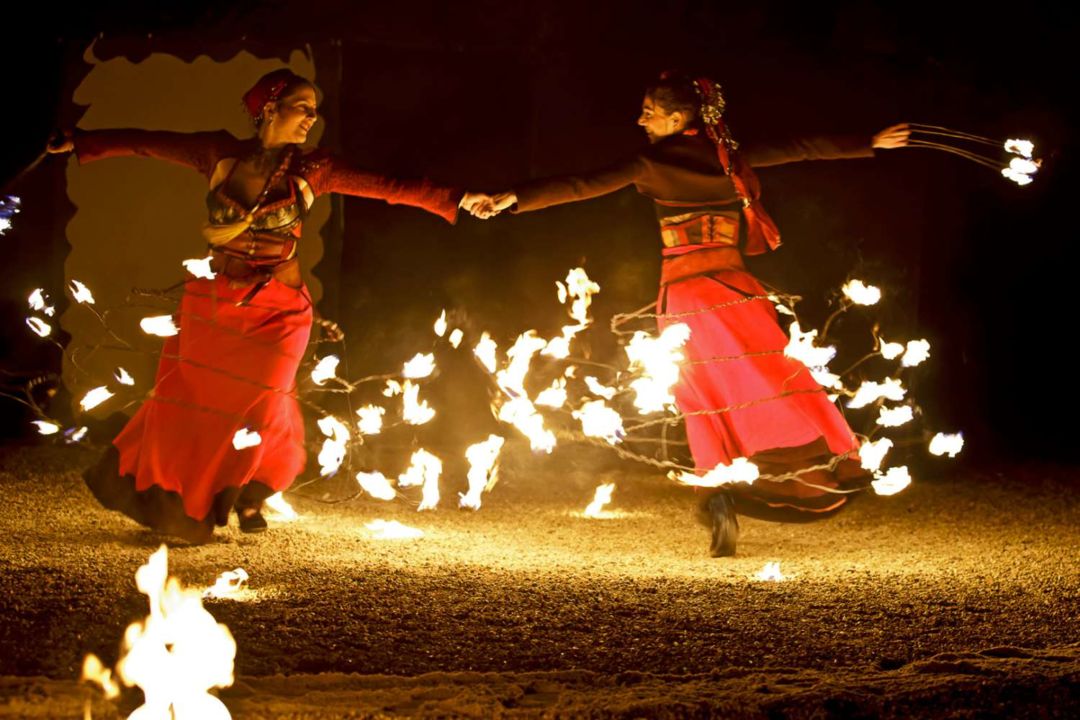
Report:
476,72,910,556
49,69,493,543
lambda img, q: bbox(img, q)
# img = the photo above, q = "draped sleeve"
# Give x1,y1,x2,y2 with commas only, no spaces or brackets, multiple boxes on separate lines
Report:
72,129,241,180
740,135,875,168
512,155,647,212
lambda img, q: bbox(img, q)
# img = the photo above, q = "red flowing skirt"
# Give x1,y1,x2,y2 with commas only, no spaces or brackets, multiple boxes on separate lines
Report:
85,276,312,541
657,266,867,521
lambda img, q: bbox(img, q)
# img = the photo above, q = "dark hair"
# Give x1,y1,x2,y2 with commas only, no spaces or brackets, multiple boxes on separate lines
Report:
243,70,316,128
645,72,700,125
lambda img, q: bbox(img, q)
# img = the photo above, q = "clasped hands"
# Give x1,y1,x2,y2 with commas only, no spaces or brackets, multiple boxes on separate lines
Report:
459,191,516,220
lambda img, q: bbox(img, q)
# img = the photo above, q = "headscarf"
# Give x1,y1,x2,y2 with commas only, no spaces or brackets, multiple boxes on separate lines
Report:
690,76,781,255
241,69,307,123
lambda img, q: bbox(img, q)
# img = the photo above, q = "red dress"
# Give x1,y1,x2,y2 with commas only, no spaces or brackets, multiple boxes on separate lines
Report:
76,129,461,542
514,131,876,521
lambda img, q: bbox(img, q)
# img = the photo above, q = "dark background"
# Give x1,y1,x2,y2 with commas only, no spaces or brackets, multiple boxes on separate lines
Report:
1,1,1074,465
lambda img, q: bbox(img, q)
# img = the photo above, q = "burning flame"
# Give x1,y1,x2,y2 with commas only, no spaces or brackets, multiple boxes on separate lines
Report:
231,428,262,450
584,376,617,400
401,380,436,425
880,340,905,360
847,378,906,409
784,322,840,387
755,562,785,581
182,256,216,280
356,471,396,501
449,328,464,348
203,569,249,600
534,377,568,408
82,654,120,700
583,483,615,518
384,380,402,397
81,546,236,720
311,355,340,386
26,317,51,337
901,340,930,368
114,367,135,386
561,267,601,326
1005,138,1034,158
68,426,89,443
497,331,547,396
473,332,498,373
929,432,964,458
316,416,350,476
498,397,556,453
32,420,60,435
402,352,436,379
69,279,95,305
841,279,882,306
397,449,442,511
356,405,385,435
141,315,179,337
625,323,690,414
876,405,914,428
872,466,912,496
573,400,624,445
858,437,894,473
28,288,49,313
366,519,424,540
460,435,505,510
264,493,297,520
80,386,114,412
434,310,448,337
672,457,760,487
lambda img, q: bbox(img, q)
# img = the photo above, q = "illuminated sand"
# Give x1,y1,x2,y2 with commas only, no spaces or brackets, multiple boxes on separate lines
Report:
0,446,1077,717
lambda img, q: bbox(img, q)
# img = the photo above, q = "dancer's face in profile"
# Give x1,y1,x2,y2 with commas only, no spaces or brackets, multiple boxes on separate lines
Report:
263,84,319,145
638,94,687,144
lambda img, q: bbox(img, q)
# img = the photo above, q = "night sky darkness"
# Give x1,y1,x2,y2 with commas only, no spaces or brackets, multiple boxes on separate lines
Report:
1,1,1075,466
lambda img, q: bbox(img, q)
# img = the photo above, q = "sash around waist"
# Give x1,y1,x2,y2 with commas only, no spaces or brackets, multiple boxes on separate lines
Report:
660,244,745,285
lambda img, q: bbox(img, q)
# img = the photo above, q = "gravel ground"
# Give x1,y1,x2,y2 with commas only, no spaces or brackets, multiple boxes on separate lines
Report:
0,444,1078,718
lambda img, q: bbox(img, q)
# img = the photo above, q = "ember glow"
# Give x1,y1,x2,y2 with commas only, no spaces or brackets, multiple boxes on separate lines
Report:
672,457,760,487
434,309,448,337
877,405,914,427
356,405,386,435
460,435,505,510
32,420,60,435
82,546,236,720
901,339,931,368
402,352,436,379
755,562,786,581
182,255,216,280
573,400,625,445
841,279,882,306
25,317,51,337
114,367,135,386
366,519,424,540
625,323,690,413
311,355,340,386
203,569,249,600
69,279,95,305
583,483,616,518
859,437,894,473
264,492,297,520
401,380,436,425
473,332,498,373
231,428,262,450
872,466,912,496
847,378,906,409
140,315,179,337
79,386,114,411
929,432,965,458
356,471,396,501
316,416,350,476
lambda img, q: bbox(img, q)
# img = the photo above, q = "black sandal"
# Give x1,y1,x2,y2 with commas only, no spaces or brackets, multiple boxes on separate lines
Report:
238,508,268,533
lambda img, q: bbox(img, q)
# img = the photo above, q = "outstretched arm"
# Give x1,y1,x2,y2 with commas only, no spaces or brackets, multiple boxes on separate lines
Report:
481,155,647,216
313,154,465,224
741,124,910,168
49,128,240,180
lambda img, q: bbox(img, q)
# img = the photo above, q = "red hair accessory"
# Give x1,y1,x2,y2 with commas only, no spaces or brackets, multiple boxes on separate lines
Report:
241,69,304,122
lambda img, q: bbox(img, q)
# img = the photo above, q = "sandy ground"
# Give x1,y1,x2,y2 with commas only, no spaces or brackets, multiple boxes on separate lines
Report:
0,444,1077,718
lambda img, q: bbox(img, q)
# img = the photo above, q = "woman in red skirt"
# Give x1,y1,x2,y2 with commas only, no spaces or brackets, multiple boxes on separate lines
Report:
483,72,909,556
51,69,489,543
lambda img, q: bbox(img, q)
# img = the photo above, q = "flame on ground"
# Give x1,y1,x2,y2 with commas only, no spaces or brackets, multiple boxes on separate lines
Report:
264,493,298,520
356,471,396,501
583,483,616,518
81,546,236,720
460,435,505,510
366,519,424,540
755,562,785,581
203,569,249,600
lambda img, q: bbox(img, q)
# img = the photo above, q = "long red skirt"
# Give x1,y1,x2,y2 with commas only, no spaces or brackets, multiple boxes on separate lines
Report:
657,269,868,521
84,276,312,542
